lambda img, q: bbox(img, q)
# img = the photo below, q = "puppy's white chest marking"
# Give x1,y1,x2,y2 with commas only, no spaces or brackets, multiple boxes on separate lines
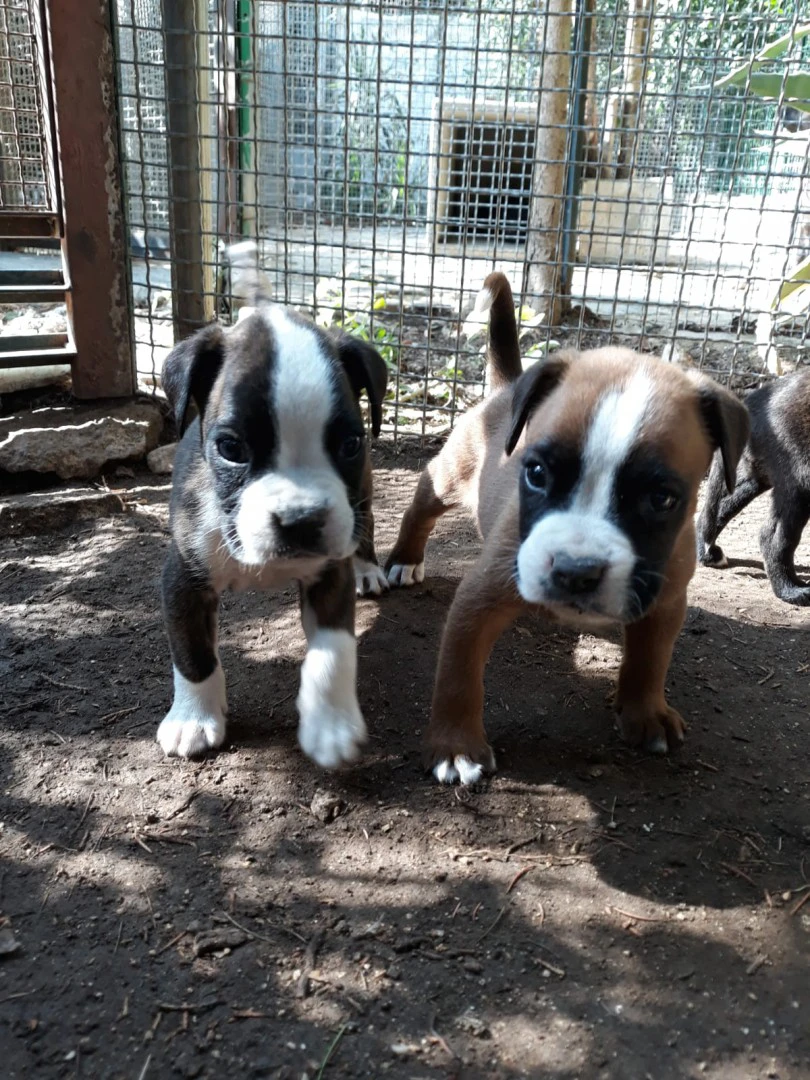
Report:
208,540,327,594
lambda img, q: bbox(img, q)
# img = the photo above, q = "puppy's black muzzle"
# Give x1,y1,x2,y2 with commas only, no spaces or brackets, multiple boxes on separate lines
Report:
272,505,329,555
547,555,607,601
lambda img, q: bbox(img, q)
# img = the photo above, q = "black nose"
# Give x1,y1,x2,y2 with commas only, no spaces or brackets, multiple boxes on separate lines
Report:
272,506,328,550
549,555,607,596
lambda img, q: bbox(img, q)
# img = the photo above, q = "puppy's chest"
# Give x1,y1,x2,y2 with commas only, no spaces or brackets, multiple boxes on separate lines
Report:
206,534,327,593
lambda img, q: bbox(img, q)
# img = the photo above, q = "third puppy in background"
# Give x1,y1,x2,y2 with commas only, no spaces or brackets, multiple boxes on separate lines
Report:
386,273,750,784
697,368,810,606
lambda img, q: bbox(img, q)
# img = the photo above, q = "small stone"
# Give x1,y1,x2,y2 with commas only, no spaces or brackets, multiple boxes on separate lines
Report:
455,1012,490,1038
462,959,483,974
147,442,178,475
193,928,247,957
390,1043,418,1057
310,791,343,823
0,927,20,957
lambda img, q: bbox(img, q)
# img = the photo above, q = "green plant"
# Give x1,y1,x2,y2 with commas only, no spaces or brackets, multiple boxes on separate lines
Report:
716,23,810,367
317,292,400,372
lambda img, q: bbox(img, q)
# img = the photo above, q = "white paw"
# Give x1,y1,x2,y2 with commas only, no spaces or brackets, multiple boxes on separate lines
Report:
387,561,425,588
158,665,227,758
298,703,367,768
354,557,389,597
432,755,487,786
297,628,366,768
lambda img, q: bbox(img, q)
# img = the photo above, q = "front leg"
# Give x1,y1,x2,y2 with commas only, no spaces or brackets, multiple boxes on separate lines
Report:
353,456,389,597
615,592,687,754
426,546,523,784
158,543,227,758
297,558,367,768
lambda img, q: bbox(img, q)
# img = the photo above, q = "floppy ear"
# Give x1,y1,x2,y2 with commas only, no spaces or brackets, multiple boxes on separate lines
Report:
505,355,569,456
697,381,750,493
162,324,226,436
332,331,389,437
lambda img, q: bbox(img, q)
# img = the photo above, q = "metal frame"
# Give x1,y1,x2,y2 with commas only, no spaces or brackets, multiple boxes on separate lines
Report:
44,0,134,397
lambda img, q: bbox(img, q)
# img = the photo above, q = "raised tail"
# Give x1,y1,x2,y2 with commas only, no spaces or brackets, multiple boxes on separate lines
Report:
224,240,272,308
475,272,522,391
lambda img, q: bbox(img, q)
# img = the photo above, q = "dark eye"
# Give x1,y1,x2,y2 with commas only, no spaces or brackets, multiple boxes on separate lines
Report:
340,434,364,460
215,435,248,464
524,460,547,492
648,488,679,514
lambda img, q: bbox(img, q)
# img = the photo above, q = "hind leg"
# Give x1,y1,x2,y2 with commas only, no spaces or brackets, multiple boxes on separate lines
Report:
760,492,810,606
697,451,768,568
385,451,461,587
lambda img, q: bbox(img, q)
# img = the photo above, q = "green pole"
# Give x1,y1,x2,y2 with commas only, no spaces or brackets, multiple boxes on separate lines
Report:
235,0,253,235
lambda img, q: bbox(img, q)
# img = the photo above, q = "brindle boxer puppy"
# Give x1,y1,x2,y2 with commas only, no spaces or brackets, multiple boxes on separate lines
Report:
158,262,387,765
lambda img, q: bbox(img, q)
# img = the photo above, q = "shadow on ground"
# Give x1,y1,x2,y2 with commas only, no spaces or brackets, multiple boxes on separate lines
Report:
1,454,808,1078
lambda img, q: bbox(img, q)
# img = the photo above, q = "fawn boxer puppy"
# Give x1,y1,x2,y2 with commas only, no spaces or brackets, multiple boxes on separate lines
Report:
386,274,749,784
158,253,388,763
697,368,810,606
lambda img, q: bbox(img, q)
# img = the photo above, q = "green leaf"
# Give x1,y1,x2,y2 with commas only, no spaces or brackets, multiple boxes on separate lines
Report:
372,295,386,310
745,71,810,103
714,23,810,90
772,253,810,314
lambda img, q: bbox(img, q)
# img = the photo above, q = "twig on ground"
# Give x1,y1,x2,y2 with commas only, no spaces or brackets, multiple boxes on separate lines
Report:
611,907,661,923
536,958,566,978
790,891,810,917
505,836,540,857
157,998,221,1013
598,832,638,852
506,866,534,894
42,673,89,692
164,791,198,821
475,906,506,944
269,692,294,718
0,988,37,1004
428,1014,455,1058
74,795,94,834
696,759,720,774
296,929,326,998
719,861,758,889
98,704,141,725
155,930,188,956
136,1054,152,1080
220,908,305,945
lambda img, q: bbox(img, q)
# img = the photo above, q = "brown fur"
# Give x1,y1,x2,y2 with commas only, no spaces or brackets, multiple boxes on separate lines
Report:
387,333,749,777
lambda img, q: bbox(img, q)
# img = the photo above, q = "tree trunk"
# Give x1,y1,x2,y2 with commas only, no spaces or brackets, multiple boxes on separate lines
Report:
525,0,572,324
600,0,653,179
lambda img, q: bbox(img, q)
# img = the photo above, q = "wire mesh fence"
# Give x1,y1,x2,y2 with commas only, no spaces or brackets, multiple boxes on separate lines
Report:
112,0,810,441
0,0,55,211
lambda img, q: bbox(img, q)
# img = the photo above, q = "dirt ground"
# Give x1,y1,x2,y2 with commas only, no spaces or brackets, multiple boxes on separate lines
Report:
1,443,808,1080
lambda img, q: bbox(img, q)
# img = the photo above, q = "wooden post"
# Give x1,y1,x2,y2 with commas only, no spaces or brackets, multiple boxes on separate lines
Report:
524,0,571,325
164,0,215,340
46,0,134,398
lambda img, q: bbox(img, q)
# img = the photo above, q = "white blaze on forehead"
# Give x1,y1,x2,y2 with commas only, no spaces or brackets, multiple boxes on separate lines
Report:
263,305,335,468
574,370,654,517
229,306,355,567
515,369,655,620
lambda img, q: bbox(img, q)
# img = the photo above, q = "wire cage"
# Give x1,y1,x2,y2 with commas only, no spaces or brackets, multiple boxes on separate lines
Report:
112,0,810,441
